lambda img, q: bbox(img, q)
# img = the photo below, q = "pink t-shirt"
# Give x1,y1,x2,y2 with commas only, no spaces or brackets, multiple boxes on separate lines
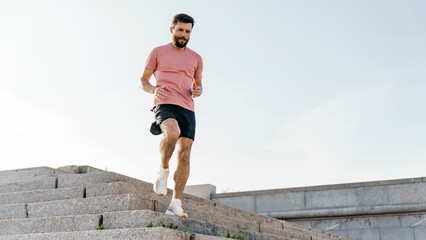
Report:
145,43,203,112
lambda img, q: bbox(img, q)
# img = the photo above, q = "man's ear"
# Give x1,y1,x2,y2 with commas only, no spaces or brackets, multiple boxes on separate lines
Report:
170,26,174,33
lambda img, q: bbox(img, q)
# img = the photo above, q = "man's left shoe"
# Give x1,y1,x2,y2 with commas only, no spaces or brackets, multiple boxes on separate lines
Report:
165,198,188,218
153,167,169,196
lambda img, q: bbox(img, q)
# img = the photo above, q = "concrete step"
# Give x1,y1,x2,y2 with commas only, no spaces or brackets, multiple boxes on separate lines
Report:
0,177,56,194
84,181,338,239
0,214,102,236
103,209,319,240
0,167,64,184
0,186,84,205
0,227,229,240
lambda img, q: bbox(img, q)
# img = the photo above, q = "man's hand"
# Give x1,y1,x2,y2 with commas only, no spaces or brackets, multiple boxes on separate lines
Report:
154,86,167,100
192,84,202,98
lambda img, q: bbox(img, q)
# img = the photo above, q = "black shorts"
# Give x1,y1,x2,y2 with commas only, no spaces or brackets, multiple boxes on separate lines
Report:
150,104,196,140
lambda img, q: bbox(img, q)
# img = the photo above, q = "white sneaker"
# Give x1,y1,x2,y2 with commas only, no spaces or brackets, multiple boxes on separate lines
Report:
153,167,169,196
165,198,188,218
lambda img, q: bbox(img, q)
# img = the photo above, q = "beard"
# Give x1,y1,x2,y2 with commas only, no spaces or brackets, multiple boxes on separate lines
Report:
174,35,189,48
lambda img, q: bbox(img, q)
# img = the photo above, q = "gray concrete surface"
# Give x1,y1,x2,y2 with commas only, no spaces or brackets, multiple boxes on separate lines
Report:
212,177,426,240
57,165,104,174
0,203,26,220
0,167,61,183
0,227,230,240
212,177,426,219
0,177,56,194
0,166,348,240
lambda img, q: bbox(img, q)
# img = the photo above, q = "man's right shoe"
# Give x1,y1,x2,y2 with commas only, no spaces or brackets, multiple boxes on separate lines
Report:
153,167,169,196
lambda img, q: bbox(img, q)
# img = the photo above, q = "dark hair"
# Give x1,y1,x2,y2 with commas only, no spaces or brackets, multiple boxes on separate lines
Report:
172,13,195,28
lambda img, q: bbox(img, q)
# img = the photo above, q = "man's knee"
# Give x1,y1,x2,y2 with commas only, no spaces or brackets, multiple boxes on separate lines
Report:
178,138,193,163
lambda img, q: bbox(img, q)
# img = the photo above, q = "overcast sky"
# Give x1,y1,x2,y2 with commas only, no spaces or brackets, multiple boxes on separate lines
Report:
1,0,425,192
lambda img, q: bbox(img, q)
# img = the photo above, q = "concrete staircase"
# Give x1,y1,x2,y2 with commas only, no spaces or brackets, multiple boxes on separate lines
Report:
0,166,348,240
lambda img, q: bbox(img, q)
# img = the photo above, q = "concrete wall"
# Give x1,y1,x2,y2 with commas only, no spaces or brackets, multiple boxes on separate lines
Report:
184,184,216,200
292,213,426,240
211,177,426,240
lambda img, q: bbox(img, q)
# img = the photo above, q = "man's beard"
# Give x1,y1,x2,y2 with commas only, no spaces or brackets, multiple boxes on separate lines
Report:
174,35,189,48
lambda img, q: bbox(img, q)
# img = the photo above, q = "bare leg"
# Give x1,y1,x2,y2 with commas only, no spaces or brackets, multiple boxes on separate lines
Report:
173,137,193,199
159,119,180,169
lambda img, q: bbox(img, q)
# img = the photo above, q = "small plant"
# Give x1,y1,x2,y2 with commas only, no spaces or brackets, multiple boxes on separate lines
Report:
165,223,178,230
97,224,104,230
106,180,111,183
290,236,294,239
147,222,153,228
280,220,285,229
256,221,262,232
185,230,191,233
226,234,244,240
237,224,247,231
250,213,253,216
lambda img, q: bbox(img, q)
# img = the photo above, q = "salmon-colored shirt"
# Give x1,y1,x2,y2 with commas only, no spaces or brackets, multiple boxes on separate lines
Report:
145,43,203,112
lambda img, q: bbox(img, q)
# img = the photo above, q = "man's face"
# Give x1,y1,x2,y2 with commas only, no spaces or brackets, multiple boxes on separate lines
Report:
170,22,192,48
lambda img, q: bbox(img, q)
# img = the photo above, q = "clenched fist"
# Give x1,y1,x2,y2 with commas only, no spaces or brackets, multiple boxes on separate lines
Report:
154,87,167,100
192,84,202,98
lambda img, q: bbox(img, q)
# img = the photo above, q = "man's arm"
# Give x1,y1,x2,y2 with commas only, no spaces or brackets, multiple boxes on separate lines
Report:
139,67,167,99
192,78,202,98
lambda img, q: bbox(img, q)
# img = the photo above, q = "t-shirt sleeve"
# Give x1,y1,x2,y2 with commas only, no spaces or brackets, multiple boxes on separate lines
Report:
145,48,157,70
194,56,203,80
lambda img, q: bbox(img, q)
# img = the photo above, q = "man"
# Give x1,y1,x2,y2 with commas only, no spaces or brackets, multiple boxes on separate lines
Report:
139,13,203,218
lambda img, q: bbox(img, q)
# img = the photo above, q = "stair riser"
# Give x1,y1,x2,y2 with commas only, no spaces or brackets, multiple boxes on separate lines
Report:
0,187,84,205
0,194,154,220
0,214,101,236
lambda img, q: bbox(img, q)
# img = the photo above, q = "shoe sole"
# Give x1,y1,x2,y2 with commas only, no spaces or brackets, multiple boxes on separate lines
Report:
153,186,167,196
165,209,188,218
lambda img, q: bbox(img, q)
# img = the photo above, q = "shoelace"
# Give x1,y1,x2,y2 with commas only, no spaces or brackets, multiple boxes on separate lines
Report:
157,171,169,181
157,173,167,180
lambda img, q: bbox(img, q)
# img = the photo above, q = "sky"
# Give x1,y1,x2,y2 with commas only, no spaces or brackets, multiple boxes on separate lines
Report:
0,0,425,193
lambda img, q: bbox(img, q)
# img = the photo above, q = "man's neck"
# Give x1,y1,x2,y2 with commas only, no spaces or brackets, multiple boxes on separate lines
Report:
170,42,186,51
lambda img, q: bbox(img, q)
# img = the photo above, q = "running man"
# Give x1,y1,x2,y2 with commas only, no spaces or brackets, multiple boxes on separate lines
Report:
139,13,203,218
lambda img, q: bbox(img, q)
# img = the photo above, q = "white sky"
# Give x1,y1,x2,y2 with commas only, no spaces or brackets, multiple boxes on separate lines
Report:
1,0,425,192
